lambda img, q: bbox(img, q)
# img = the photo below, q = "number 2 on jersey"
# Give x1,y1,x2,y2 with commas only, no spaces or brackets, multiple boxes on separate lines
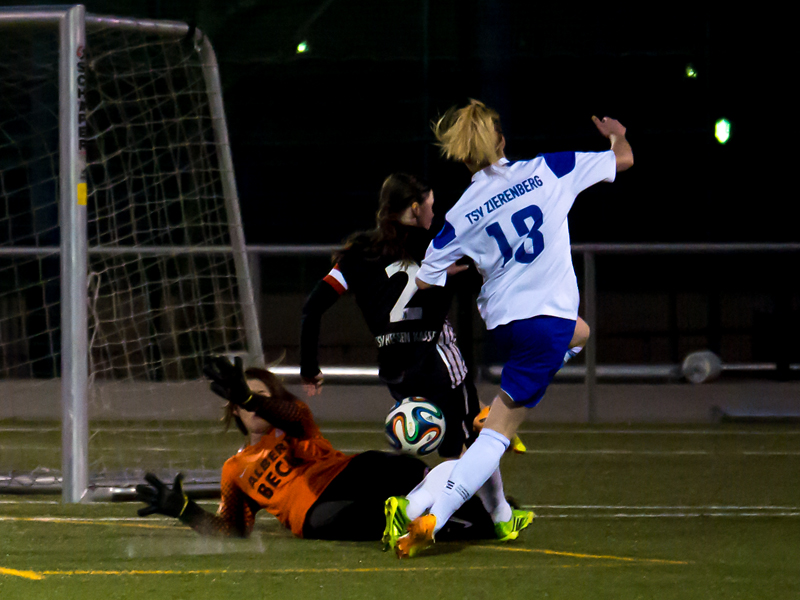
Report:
384,262,422,322
485,204,545,266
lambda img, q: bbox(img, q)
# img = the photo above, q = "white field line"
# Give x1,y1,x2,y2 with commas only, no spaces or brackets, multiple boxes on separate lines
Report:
510,449,800,456
520,504,800,518
1,505,798,521
323,427,800,436
0,500,222,507
530,512,800,518
4,425,800,436
3,444,800,456
329,447,800,456
529,504,800,510
0,427,236,434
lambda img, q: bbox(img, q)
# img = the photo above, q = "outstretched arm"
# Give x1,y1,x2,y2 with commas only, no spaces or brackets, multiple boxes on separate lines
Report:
136,472,256,537
592,116,633,172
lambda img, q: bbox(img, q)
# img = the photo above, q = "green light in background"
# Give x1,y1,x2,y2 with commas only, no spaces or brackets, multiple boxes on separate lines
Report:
715,118,731,144
296,41,309,54
685,64,697,78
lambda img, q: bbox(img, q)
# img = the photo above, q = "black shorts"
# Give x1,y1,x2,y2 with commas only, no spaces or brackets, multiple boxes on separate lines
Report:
386,349,481,458
302,451,495,542
302,451,426,540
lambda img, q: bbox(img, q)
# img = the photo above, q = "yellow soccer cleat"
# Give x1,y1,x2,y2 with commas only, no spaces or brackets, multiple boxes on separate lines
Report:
395,514,436,559
494,509,535,541
508,435,527,454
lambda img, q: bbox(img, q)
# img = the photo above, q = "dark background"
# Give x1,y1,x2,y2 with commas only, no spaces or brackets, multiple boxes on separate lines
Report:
4,0,790,247
3,1,794,371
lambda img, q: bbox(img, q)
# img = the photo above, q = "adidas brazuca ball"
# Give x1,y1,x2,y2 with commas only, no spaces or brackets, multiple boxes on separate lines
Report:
384,397,446,456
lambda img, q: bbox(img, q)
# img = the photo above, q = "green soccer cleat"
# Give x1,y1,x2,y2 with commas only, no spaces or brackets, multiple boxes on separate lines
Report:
494,509,535,541
382,496,411,552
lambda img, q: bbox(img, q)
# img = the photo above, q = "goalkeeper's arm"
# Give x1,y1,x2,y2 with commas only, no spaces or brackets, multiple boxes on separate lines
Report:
136,473,254,537
246,391,314,440
204,356,314,439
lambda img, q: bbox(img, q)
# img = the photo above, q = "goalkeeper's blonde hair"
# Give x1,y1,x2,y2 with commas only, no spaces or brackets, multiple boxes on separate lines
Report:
432,99,504,170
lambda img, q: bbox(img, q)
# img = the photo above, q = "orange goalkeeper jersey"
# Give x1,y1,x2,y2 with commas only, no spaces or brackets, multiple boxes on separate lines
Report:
218,419,354,537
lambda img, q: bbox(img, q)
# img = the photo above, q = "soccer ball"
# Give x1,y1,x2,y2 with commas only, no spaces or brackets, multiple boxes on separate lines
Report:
384,397,445,456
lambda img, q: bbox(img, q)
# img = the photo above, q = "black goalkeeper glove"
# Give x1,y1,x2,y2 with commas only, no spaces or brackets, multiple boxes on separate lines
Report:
136,473,190,519
202,356,254,409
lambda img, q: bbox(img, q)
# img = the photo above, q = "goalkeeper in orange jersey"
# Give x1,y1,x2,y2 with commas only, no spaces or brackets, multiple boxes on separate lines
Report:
135,357,499,542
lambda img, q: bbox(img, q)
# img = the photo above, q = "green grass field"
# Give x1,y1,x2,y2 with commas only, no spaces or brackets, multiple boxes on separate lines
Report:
2,423,799,599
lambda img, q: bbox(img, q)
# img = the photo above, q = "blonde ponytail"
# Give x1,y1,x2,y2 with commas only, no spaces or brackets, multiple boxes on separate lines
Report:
432,99,504,170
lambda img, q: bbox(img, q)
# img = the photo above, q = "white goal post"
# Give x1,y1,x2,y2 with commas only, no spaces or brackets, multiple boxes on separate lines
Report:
0,5,264,502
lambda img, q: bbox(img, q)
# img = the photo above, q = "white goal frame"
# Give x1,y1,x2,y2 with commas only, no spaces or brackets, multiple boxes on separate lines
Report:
0,4,263,503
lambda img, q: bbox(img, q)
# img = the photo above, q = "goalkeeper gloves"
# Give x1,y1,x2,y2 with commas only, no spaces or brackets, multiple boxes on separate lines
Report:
136,473,190,519
203,356,254,409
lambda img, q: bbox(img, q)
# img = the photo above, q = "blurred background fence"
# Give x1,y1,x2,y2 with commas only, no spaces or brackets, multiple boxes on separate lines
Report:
249,242,800,380
2,241,798,426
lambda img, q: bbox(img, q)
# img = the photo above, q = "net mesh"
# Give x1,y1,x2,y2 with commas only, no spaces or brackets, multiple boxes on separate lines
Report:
1,17,254,491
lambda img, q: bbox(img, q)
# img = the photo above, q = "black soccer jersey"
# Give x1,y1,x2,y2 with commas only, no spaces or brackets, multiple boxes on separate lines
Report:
300,226,466,387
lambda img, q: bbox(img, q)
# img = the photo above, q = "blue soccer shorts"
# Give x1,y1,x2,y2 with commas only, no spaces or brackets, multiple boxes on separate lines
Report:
491,315,576,408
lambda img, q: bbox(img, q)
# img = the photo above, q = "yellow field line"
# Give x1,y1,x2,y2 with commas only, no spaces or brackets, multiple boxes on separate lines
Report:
2,553,685,581
1,517,686,580
23,564,616,578
476,545,689,565
0,567,45,580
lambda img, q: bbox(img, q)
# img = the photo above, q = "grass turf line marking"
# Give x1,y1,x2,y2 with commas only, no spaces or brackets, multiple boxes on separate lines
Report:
315,427,800,436
0,566,45,580
534,512,800,518
519,505,800,519
13,560,669,580
476,545,688,565
0,500,60,505
516,428,800,436
28,563,628,579
4,425,800,436
529,504,800,510
0,516,175,530
512,449,800,456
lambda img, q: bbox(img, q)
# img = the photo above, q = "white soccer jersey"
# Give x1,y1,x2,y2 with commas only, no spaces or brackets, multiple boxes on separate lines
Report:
417,151,616,329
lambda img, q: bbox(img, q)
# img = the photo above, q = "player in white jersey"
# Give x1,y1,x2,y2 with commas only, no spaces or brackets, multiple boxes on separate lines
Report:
392,100,633,558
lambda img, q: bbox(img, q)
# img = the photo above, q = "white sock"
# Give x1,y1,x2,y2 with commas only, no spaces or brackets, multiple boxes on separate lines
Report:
429,429,509,534
475,467,512,524
562,346,583,367
405,461,456,520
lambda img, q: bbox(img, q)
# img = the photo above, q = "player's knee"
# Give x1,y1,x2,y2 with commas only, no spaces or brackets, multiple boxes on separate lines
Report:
570,318,591,348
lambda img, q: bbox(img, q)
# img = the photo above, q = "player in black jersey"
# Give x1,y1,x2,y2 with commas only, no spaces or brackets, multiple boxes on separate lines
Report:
300,173,477,458
300,172,546,537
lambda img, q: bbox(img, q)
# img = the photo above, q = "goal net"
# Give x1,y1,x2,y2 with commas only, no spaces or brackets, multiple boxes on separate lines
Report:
0,7,263,500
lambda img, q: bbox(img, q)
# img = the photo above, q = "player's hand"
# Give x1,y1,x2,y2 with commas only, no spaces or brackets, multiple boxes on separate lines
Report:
591,115,626,139
301,372,324,397
136,473,189,518
203,356,253,408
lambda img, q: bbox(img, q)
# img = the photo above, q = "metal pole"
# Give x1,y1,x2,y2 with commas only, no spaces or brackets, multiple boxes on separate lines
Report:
199,35,264,368
60,3,88,503
583,251,597,423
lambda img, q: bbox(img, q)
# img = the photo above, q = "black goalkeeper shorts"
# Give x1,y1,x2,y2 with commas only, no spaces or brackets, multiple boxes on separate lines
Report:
302,451,426,540
302,451,495,542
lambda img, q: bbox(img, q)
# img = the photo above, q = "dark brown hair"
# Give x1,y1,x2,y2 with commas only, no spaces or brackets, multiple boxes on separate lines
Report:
333,173,431,265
